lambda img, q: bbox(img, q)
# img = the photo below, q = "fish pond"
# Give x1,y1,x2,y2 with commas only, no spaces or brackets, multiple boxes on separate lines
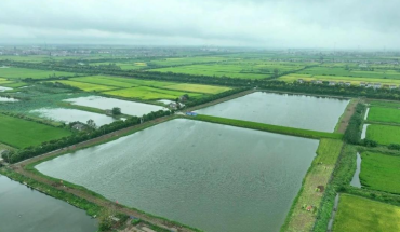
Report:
0,175,97,232
37,119,319,232
197,92,349,133
31,108,116,126
64,96,166,116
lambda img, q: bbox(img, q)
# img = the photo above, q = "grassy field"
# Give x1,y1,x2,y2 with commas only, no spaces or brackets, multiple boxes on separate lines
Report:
366,124,400,146
56,80,118,92
333,194,400,232
360,151,400,194
0,67,78,79
369,100,400,108
282,139,343,232
279,74,400,86
298,66,400,80
164,83,231,94
0,114,71,149
71,76,175,87
191,114,344,139
104,86,202,100
151,64,273,79
368,107,400,124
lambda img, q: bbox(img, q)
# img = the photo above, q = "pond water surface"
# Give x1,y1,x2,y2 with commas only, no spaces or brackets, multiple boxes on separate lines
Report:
0,96,18,101
197,92,349,133
0,86,13,92
350,153,362,188
37,119,319,232
64,96,166,116
31,108,116,126
0,175,97,232
157,99,174,105
361,124,370,139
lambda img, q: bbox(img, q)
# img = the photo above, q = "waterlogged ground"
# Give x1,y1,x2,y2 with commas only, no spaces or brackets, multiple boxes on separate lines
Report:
0,96,18,101
0,86,13,92
64,96,166,116
0,175,97,232
31,108,116,126
197,92,349,133
37,119,319,232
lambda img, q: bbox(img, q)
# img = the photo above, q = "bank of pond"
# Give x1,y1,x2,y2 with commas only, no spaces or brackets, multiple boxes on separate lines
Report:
0,175,97,232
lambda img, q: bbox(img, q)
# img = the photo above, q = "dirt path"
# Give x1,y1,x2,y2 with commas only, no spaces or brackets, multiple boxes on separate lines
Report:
336,99,360,134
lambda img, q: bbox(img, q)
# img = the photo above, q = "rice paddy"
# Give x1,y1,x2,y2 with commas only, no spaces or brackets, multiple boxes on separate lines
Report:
367,107,400,124
365,124,400,145
0,67,78,79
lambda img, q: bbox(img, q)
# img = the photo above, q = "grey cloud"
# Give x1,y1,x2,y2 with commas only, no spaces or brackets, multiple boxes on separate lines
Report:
0,0,399,48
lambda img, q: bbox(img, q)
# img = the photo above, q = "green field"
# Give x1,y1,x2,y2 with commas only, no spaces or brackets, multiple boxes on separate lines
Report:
104,86,202,100
164,83,231,94
56,80,118,92
71,76,175,87
298,66,400,80
360,152,400,194
0,114,71,149
151,64,273,79
333,194,400,232
0,67,78,79
368,107,400,124
366,124,400,146
369,100,400,108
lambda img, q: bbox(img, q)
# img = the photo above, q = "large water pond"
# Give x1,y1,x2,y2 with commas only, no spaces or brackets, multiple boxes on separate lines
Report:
0,86,13,92
31,108,116,126
197,92,349,133
64,96,166,116
0,175,97,232
37,119,319,232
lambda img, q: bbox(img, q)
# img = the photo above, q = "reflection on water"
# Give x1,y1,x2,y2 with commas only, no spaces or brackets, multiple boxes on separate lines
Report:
37,119,318,232
31,108,115,126
64,96,166,116
350,153,362,188
0,175,97,232
197,92,349,133
0,86,13,92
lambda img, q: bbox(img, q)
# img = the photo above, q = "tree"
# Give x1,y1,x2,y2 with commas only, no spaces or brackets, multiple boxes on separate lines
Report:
86,119,97,129
111,107,121,115
274,68,279,78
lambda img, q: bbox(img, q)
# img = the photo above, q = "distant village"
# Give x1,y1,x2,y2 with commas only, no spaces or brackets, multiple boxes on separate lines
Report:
296,79,398,89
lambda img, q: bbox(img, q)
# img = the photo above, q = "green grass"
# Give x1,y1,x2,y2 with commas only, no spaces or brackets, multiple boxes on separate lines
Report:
333,194,400,232
281,139,343,232
0,67,78,79
368,107,400,124
298,66,400,80
370,100,400,108
105,86,202,100
164,83,232,94
0,114,71,149
360,151,400,194
366,124,400,146
190,114,343,139
56,80,118,92
151,64,273,79
72,76,175,87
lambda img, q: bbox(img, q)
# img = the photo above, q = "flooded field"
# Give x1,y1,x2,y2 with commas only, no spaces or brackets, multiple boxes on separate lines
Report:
197,92,349,133
0,175,97,232
157,99,174,105
350,153,362,188
0,86,13,92
64,96,166,116
31,108,116,126
37,119,319,232
0,96,18,101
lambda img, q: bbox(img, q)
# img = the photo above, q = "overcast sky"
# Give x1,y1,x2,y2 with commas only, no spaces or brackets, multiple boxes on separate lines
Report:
0,0,399,49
